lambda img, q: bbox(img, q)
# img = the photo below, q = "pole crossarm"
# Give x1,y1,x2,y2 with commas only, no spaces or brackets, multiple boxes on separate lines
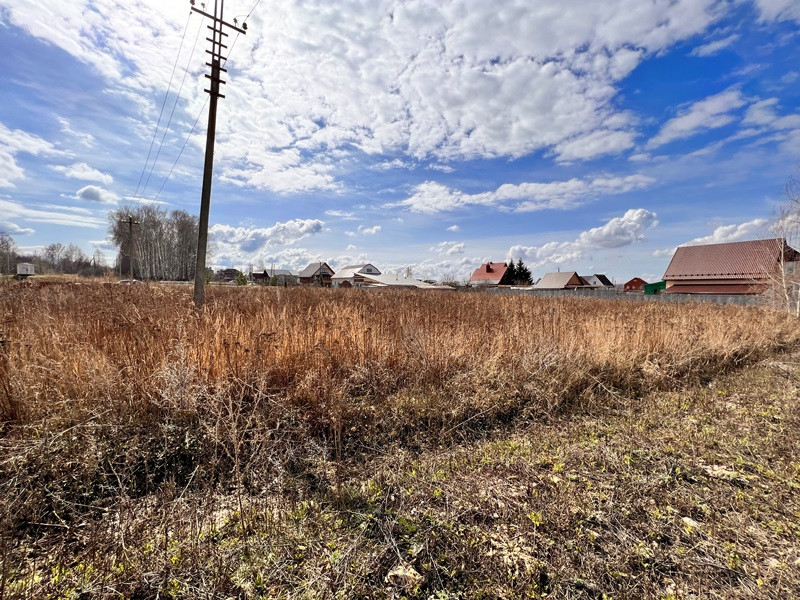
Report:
190,7,246,34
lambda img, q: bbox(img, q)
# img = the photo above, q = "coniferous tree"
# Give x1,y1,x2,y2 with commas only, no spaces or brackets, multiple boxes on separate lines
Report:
515,258,532,285
501,259,517,285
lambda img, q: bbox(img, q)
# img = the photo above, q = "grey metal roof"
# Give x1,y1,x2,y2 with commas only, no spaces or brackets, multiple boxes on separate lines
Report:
534,271,582,289
299,262,333,278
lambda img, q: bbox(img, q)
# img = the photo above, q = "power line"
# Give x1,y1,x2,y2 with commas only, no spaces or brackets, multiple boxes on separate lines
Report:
132,10,193,200
138,16,204,201
151,0,258,203
152,96,209,203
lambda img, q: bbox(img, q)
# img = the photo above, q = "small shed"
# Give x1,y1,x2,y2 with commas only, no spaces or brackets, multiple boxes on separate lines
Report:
624,277,648,293
644,280,666,295
15,263,34,279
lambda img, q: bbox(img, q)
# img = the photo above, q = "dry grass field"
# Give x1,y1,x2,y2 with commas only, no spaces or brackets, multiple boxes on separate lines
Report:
1,281,799,598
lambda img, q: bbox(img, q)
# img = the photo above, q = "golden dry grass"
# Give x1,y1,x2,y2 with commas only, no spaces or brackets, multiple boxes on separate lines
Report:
1,281,800,598
2,281,797,429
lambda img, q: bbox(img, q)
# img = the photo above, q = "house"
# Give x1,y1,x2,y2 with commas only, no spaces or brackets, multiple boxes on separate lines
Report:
298,262,335,286
354,272,453,290
214,268,243,282
581,274,614,289
331,263,381,288
623,277,648,293
252,268,299,286
468,262,508,286
533,271,586,290
662,238,799,294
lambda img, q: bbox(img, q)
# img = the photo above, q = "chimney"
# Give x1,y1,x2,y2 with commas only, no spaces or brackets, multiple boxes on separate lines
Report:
486,263,492,273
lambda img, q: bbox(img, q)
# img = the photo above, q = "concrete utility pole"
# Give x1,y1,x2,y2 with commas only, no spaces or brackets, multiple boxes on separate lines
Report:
119,216,140,281
191,0,246,308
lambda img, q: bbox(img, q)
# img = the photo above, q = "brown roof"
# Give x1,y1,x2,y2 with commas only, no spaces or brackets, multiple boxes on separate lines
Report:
663,283,769,295
469,262,508,284
534,271,584,289
663,238,798,281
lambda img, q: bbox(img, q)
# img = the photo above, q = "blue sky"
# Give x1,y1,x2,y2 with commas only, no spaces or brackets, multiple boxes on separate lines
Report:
1,0,799,282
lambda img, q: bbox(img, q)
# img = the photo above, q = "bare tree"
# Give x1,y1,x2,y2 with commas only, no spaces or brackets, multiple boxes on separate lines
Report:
770,166,800,315
0,233,16,275
108,206,199,280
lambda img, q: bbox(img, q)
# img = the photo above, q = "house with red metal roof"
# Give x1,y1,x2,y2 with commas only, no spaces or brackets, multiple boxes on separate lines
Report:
662,238,799,295
468,262,509,286
623,277,648,293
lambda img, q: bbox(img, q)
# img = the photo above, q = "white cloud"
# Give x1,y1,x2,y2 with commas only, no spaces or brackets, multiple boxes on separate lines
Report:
686,218,769,245
429,164,455,173
325,210,357,220
575,208,659,248
374,158,415,170
53,162,113,185
690,34,739,57
346,244,358,251
510,208,658,268
446,225,461,232
358,225,382,235
0,0,726,193
0,198,105,228
754,0,800,23
553,129,636,162
76,185,118,204
397,174,654,214
0,122,65,187
0,219,35,235
57,118,95,148
647,89,746,148
431,241,465,255
652,217,770,257
210,219,325,253
742,98,800,131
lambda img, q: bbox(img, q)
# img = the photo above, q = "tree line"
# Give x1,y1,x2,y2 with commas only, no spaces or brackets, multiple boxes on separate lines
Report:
109,206,199,280
0,233,106,276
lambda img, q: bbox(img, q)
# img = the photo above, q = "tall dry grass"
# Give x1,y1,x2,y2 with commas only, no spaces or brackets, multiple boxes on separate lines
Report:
2,281,800,597
2,281,798,431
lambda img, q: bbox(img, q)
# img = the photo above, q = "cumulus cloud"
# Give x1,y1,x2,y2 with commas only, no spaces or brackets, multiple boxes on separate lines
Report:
651,217,770,258
397,174,654,214
210,219,325,253
358,225,382,236
431,241,465,255
690,34,739,57
576,208,659,248
687,218,769,245
510,208,658,268
53,162,113,185
0,0,726,193
76,185,118,204
647,89,746,148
